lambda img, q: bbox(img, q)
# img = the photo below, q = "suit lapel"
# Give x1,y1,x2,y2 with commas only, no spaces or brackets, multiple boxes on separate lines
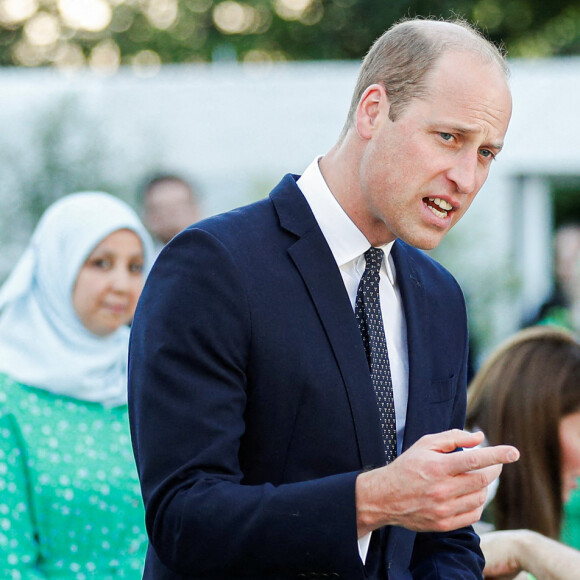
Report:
271,177,386,470
391,241,433,451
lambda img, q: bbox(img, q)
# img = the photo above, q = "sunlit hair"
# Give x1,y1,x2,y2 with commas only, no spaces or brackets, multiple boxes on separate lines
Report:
340,17,508,139
466,326,580,539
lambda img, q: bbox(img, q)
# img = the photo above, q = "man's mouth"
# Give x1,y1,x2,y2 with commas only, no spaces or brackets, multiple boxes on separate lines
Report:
424,197,453,219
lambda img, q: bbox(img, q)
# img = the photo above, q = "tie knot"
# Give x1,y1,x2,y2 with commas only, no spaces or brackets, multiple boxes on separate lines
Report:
364,247,384,274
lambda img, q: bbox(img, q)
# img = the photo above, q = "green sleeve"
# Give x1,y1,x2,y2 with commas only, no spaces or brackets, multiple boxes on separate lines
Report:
0,411,47,579
561,481,580,550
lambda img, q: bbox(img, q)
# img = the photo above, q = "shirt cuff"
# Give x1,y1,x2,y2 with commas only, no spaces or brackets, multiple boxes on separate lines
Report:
358,532,372,563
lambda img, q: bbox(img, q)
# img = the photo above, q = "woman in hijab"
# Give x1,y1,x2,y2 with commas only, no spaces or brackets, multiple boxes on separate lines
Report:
0,192,154,578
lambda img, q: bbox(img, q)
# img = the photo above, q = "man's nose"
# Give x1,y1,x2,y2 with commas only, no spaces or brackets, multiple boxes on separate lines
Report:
447,151,479,195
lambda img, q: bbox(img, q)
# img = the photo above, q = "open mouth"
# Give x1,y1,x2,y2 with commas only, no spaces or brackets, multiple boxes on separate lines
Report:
423,197,453,219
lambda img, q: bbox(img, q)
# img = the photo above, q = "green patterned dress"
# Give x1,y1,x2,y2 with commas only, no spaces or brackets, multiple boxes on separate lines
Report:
0,373,147,579
562,484,580,551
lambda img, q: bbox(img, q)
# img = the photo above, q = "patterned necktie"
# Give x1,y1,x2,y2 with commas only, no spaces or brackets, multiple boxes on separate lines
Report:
355,247,397,463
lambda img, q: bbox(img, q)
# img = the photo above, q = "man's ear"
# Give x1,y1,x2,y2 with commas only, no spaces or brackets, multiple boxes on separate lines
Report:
355,84,389,139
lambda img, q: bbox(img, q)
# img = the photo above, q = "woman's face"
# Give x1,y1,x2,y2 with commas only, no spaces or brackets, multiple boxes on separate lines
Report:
560,409,580,502
72,229,145,336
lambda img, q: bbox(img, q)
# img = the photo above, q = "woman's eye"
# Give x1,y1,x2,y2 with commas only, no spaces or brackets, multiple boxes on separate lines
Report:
129,263,144,274
92,258,112,269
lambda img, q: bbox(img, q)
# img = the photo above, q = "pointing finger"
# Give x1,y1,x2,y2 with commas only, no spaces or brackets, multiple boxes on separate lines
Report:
448,444,520,476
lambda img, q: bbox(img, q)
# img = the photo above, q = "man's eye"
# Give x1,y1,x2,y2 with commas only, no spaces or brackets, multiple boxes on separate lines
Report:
480,149,496,160
439,132,453,141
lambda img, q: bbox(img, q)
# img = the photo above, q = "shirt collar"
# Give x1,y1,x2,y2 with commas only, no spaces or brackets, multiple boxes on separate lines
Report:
297,156,396,285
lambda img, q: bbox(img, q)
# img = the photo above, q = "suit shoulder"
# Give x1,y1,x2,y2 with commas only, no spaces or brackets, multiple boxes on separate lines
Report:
170,173,308,253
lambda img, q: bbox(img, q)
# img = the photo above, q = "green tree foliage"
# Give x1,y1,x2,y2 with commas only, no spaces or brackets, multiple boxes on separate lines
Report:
2,0,580,70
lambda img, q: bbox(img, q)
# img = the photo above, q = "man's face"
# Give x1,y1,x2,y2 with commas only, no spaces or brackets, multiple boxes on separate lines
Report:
144,180,199,245
356,50,512,249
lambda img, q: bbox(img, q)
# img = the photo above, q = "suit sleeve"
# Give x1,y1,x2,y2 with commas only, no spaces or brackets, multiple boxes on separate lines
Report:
128,228,365,578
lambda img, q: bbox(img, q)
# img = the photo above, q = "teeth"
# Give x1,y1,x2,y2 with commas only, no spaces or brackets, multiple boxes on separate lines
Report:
429,197,453,211
427,205,447,219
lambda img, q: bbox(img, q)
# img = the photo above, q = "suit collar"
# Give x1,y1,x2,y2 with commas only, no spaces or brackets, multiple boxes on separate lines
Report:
296,158,397,286
270,174,316,237
296,157,369,267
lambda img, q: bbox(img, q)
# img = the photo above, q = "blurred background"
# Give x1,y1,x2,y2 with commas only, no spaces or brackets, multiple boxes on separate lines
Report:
2,0,580,365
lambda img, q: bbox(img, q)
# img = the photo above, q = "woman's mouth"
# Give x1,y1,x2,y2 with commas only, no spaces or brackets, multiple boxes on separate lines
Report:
105,303,128,316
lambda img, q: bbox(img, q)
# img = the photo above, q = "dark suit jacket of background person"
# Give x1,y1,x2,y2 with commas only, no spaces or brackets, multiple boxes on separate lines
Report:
128,174,483,579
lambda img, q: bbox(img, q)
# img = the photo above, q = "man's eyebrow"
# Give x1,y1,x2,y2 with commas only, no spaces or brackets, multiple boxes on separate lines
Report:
449,125,504,151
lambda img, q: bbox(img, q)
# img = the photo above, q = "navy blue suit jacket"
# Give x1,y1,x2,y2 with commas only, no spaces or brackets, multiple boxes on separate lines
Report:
128,175,483,579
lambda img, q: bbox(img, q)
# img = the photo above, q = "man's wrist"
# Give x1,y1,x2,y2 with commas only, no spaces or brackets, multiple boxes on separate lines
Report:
355,468,394,537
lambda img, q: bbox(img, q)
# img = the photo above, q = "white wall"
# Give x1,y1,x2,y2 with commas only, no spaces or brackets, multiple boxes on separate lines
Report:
2,57,580,355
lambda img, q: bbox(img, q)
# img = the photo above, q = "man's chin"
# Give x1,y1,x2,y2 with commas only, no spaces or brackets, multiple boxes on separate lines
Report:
401,233,446,251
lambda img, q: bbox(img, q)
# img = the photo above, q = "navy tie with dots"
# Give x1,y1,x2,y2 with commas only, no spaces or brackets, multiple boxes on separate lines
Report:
355,248,398,464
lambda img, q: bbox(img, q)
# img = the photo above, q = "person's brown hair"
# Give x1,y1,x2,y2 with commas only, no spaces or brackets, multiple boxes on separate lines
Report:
340,17,508,138
466,326,580,539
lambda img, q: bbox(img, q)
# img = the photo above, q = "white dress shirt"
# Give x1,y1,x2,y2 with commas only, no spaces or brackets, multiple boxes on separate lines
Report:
297,156,409,562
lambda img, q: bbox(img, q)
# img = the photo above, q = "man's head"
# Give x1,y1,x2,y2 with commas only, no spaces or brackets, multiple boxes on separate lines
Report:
322,17,512,250
342,17,509,135
141,174,200,246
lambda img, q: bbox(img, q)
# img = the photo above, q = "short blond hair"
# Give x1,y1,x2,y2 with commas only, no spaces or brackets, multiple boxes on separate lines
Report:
341,17,508,137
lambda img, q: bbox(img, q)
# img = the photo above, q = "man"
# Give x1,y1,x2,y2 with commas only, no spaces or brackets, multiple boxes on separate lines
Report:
128,17,518,579
141,173,201,248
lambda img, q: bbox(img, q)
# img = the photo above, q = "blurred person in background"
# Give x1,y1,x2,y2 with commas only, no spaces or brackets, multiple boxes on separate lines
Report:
522,222,580,331
140,173,201,251
466,326,580,554
0,192,154,578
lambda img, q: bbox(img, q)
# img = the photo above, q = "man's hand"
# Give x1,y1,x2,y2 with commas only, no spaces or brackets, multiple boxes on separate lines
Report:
355,429,519,536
